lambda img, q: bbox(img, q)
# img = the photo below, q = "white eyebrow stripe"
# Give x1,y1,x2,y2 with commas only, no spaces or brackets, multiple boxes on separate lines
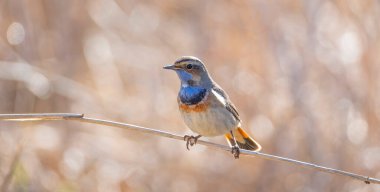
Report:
211,89,227,106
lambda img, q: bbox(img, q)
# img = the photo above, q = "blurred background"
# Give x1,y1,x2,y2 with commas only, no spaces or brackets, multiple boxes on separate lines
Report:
0,0,380,191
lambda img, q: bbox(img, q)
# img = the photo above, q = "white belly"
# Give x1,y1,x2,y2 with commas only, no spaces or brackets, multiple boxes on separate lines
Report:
180,106,239,136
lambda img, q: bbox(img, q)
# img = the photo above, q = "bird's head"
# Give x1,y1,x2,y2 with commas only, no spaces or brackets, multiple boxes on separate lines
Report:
164,56,213,87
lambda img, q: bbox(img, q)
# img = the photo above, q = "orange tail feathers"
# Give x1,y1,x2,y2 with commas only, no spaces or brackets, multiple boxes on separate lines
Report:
225,128,262,151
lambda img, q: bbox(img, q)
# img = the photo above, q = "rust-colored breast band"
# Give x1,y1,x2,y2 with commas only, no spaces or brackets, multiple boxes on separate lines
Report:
179,103,209,113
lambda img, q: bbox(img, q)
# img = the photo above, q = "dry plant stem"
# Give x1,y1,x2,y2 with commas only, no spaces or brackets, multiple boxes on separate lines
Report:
1,145,22,192
0,113,379,185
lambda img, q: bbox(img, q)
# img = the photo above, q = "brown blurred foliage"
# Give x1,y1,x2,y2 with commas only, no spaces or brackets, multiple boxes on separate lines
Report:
0,0,380,191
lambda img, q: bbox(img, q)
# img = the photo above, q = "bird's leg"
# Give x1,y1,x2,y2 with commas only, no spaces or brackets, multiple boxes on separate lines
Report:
184,135,202,150
230,130,240,159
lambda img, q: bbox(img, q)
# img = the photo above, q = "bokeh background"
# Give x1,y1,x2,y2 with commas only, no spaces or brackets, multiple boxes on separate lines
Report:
0,0,380,191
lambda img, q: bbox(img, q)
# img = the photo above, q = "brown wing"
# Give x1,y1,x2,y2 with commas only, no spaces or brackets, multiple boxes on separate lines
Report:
212,86,241,122
226,102,240,122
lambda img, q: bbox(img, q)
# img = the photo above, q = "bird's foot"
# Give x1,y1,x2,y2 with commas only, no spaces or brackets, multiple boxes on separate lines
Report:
231,145,240,159
184,135,201,150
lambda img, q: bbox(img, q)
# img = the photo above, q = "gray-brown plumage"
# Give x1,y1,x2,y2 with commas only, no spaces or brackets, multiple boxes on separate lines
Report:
164,56,261,158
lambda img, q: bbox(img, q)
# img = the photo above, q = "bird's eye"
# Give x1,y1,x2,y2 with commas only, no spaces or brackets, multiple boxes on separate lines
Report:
186,64,193,69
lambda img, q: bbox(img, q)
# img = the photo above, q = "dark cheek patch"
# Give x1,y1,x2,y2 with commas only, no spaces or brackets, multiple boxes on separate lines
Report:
187,65,200,74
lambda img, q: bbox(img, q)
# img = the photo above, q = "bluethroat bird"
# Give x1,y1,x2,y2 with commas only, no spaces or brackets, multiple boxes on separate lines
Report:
164,56,261,158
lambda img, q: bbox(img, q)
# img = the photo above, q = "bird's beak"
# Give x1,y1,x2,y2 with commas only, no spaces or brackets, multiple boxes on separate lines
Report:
163,64,177,70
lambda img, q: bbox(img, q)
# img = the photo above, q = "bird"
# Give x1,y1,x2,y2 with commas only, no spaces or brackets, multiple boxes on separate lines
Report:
164,56,261,158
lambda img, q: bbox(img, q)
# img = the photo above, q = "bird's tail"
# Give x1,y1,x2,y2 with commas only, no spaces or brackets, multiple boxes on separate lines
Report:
225,127,261,151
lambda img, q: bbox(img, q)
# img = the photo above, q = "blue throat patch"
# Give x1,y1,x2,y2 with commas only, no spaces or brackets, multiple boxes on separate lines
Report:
179,86,207,105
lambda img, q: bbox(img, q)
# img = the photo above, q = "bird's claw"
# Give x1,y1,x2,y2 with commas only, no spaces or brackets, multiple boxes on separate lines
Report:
184,135,201,150
231,146,240,159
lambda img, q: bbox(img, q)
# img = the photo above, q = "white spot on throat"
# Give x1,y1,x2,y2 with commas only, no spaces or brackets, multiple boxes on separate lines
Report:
181,83,189,88
211,89,227,106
